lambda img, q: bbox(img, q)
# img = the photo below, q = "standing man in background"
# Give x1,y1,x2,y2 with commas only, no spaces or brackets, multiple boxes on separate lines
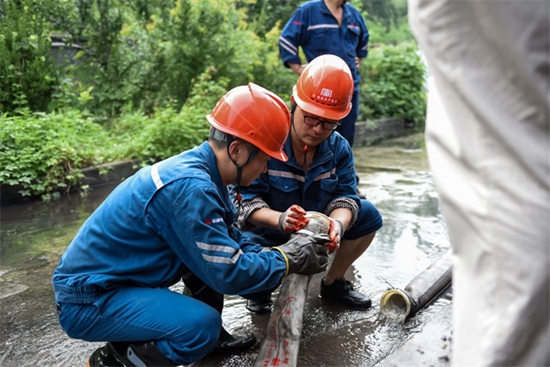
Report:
279,0,369,148
409,1,549,366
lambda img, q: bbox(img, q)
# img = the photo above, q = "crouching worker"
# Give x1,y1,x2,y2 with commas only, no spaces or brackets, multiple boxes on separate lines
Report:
51,83,330,367
238,55,383,314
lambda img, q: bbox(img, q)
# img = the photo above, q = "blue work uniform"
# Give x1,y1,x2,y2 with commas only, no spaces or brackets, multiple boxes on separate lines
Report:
239,132,382,246
279,0,370,146
52,142,287,365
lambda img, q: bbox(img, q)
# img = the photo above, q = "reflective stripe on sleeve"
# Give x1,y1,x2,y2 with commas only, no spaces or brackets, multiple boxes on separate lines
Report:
151,163,163,189
196,242,243,264
279,37,298,55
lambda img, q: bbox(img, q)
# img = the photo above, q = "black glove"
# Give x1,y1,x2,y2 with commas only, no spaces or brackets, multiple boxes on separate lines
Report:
272,232,330,277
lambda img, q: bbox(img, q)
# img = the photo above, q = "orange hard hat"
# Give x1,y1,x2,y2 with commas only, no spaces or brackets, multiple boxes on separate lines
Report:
293,54,354,121
207,83,291,161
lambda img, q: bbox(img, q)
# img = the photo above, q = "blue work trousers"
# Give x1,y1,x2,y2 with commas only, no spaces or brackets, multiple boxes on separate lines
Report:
337,90,360,147
55,286,221,365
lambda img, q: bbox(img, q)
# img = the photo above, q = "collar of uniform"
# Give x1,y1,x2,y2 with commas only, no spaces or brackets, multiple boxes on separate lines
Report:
282,134,335,171
318,0,352,19
197,141,225,192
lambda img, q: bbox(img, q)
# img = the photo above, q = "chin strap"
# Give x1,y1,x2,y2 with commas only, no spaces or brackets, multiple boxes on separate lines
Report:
303,144,309,170
226,134,259,222
290,103,310,171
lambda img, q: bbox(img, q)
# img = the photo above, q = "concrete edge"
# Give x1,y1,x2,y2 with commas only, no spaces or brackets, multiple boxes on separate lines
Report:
0,159,141,205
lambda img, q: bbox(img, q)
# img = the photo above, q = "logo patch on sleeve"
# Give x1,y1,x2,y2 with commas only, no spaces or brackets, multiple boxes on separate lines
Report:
205,217,224,225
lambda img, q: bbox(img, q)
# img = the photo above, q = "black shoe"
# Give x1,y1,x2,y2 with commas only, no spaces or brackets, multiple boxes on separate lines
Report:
246,296,273,314
214,327,256,352
86,344,124,367
320,278,372,308
87,341,177,366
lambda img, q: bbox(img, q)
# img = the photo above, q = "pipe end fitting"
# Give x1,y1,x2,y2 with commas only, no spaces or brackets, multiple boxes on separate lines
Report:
380,289,412,322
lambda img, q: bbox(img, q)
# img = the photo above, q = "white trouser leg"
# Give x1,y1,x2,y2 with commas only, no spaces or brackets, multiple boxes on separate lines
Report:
409,1,550,365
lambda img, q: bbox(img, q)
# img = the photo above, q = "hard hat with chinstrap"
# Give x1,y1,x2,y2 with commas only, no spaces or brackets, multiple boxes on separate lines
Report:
207,83,291,162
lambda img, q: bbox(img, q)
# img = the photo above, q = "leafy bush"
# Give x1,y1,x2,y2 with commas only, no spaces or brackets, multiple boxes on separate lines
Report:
368,19,415,45
0,0,59,113
0,109,108,200
251,21,298,102
361,42,427,124
109,70,227,164
0,0,429,201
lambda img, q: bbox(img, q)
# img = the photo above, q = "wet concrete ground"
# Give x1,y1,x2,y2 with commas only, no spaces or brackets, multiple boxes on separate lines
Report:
378,302,452,367
0,132,453,366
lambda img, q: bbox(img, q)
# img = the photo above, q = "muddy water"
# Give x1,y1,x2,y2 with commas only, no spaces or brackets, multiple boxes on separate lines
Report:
0,133,451,367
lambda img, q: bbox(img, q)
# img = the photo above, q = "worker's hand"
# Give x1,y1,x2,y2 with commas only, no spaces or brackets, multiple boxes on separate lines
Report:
272,232,330,276
289,63,305,75
278,205,309,233
327,218,344,254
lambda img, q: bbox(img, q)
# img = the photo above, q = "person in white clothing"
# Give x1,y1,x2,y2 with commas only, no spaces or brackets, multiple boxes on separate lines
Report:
408,0,549,366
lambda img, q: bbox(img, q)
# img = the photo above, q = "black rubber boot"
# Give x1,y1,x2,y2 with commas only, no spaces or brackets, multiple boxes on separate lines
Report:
245,296,273,314
214,327,257,352
108,341,177,366
86,344,124,367
87,341,177,367
320,278,372,308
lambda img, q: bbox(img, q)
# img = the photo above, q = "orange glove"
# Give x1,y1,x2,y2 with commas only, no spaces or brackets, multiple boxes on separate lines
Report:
278,205,309,233
327,218,344,254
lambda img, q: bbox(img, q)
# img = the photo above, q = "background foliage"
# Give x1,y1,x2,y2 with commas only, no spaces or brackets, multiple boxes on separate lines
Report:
360,42,426,123
0,0,59,112
0,0,426,200
0,109,108,200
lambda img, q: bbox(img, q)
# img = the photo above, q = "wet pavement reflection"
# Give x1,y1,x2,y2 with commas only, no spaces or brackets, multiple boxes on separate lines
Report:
0,133,451,367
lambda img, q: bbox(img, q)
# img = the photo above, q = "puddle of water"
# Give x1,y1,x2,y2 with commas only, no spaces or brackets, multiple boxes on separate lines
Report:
0,132,451,367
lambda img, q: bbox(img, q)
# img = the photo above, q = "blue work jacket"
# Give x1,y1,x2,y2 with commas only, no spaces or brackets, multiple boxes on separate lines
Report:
279,0,369,90
52,142,287,304
240,132,360,243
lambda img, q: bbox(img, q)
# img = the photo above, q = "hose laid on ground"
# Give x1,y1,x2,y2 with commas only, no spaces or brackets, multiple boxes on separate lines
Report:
254,212,330,367
380,249,453,322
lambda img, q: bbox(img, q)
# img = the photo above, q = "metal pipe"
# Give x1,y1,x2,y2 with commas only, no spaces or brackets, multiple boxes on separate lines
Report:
380,249,453,322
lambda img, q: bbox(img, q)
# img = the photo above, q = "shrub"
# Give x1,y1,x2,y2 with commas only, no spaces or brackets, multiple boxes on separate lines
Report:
361,42,427,125
109,69,227,164
0,0,59,113
0,109,108,200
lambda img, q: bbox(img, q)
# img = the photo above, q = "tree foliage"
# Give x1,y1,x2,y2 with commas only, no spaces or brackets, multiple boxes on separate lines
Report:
0,109,108,200
0,0,427,201
360,42,426,123
0,0,59,112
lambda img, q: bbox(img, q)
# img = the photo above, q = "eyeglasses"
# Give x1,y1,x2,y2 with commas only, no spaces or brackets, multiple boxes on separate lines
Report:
302,112,341,131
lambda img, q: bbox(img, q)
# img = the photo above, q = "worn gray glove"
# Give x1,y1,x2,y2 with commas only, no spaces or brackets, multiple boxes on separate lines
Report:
271,231,330,277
